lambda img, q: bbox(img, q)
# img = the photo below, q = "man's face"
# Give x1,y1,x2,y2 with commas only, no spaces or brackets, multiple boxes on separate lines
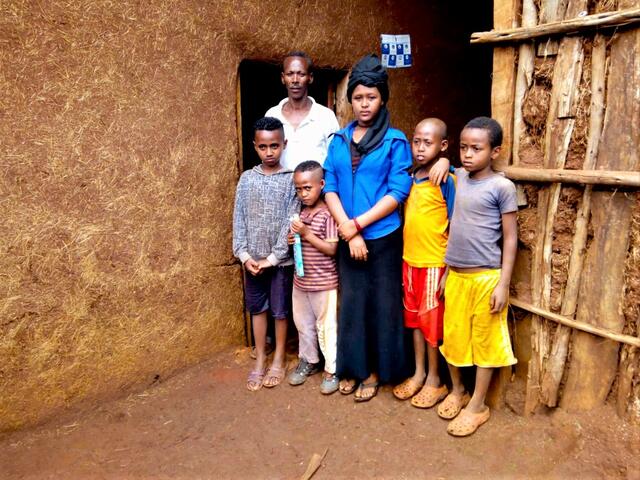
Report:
281,56,313,101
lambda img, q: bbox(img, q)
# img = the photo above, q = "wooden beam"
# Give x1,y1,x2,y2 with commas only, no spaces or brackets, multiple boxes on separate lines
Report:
499,166,640,186
510,298,640,348
490,0,518,169
471,7,640,44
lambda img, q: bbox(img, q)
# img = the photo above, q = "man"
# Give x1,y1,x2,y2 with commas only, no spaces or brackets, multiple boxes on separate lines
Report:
265,51,340,170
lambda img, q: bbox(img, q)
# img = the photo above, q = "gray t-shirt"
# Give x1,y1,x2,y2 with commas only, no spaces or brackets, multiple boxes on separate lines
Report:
445,169,517,269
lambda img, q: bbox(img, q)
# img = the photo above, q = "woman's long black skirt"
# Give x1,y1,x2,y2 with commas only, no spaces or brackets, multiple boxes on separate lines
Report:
335,227,408,384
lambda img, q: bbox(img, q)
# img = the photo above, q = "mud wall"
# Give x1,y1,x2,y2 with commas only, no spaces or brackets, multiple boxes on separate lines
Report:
0,1,490,430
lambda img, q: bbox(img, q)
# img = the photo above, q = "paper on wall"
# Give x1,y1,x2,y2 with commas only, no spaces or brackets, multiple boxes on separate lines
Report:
381,34,412,68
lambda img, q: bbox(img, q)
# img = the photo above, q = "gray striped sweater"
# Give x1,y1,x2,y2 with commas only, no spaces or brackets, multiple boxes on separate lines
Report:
232,165,299,266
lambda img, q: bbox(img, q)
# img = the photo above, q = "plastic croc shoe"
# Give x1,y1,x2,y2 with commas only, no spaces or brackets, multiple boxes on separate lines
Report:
411,384,448,409
320,373,340,395
392,377,425,400
447,407,491,437
436,392,471,419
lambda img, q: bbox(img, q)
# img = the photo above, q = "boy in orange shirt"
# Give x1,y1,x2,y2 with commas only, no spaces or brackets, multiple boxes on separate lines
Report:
393,118,455,408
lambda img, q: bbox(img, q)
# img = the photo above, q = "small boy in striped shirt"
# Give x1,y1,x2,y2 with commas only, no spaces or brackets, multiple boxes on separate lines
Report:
287,160,340,394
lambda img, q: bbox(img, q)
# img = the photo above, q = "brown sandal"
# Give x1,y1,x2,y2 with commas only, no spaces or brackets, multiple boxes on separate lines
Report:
411,384,448,409
354,381,379,402
447,407,491,436
263,365,286,388
436,392,471,419
392,378,425,400
246,368,266,391
339,379,358,395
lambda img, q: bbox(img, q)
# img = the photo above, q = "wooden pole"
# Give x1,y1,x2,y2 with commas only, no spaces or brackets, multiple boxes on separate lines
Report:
510,298,640,348
538,34,607,407
561,10,640,411
490,0,519,169
498,166,640,186
536,0,565,56
512,0,537,167
525,0,586,416
485,0,518,410
471,7,640,44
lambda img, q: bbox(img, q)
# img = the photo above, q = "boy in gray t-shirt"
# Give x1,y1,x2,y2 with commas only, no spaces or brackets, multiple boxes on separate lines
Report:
437,117,518,437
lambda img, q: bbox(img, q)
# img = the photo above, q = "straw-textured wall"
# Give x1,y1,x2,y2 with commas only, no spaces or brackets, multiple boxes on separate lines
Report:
0,1,488,430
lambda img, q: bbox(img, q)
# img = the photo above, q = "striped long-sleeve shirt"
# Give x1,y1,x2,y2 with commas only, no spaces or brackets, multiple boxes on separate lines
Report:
232,165,299,266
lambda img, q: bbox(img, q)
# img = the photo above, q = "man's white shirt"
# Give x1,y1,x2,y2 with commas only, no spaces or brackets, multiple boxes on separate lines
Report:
265,97,340,171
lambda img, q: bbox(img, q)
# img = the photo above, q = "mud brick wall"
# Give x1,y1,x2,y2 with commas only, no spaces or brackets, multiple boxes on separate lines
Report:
0,0,490,430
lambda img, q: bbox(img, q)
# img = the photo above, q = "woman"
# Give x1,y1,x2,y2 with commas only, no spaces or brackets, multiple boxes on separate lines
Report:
323,54,448,401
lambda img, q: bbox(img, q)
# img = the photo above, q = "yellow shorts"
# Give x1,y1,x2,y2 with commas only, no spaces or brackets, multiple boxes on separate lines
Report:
439,269,517,368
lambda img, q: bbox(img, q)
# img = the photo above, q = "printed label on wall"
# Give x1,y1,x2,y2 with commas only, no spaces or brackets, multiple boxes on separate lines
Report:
381,34,412,68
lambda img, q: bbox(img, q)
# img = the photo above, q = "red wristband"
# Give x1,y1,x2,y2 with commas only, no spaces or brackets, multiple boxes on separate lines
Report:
353,217,363,232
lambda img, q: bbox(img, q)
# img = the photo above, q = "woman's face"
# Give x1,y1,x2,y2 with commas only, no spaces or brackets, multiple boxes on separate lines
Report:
351,84,383,127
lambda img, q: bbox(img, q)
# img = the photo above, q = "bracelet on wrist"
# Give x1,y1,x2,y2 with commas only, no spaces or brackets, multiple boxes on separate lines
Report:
353,217,363,232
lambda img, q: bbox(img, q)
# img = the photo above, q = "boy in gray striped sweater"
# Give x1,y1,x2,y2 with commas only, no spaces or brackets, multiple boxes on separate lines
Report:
233,117,299,391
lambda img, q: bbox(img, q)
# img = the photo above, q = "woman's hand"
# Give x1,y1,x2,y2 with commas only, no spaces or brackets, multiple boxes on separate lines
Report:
339,219,359,242
428,157,450,186
348,234,368,261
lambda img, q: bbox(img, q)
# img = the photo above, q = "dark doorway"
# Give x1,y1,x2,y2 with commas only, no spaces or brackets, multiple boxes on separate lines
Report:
238,60,347,171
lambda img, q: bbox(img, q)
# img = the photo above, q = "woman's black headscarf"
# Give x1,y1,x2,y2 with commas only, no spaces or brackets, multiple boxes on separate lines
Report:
347,54,389,104
347,54,390,157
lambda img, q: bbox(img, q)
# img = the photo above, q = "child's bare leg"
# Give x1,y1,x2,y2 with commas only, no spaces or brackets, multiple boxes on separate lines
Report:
252,312,268,371
271,317,288,368
467,366,493,413
448,364,466,396
411,329,427,383
425,343,441,387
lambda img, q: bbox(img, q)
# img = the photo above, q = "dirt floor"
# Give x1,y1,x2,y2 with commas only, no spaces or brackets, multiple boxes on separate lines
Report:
1,347,639,480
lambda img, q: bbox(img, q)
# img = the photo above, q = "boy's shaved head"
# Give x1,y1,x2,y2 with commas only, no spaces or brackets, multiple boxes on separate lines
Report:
415,118,447,140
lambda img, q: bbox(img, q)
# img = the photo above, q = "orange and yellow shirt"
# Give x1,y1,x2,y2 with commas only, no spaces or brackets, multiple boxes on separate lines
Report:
403,174,456,268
